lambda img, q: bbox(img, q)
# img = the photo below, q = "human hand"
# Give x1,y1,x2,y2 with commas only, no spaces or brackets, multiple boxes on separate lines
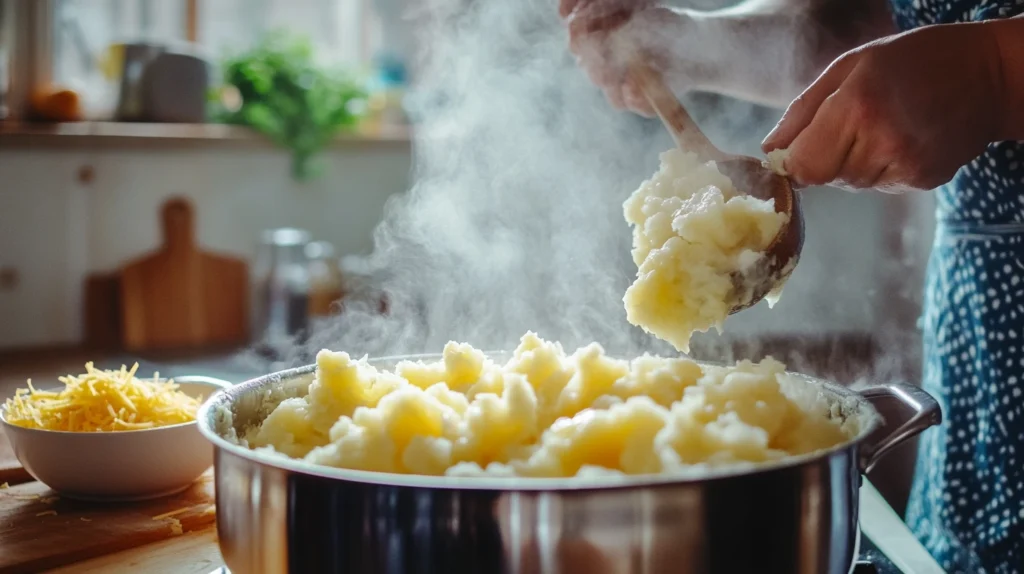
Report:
558,0,645,19
560,1,696,117
761,22,1006,193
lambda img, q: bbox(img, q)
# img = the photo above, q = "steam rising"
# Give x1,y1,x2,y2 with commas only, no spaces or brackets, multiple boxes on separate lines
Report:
250,0,926,393
306,0,707,360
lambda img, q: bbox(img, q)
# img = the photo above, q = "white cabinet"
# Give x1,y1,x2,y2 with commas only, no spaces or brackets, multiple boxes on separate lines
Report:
0,151,88,348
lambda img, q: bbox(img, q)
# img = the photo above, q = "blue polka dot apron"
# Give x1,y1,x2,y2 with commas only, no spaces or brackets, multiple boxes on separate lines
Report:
887,2,1024,572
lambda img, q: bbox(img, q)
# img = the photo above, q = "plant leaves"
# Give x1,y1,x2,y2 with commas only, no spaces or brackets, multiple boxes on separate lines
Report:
211,30,367,181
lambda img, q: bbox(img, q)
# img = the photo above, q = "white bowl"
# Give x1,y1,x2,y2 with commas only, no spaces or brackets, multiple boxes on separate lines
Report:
0,375,231,501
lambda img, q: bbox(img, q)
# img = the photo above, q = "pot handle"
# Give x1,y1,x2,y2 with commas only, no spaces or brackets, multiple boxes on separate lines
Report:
857,383,942,474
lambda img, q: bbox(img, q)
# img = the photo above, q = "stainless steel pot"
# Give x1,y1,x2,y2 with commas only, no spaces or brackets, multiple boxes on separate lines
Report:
197,354,941,574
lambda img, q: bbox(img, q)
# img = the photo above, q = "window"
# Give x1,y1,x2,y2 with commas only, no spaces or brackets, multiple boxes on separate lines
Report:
196,0,373,67
46,0,380,114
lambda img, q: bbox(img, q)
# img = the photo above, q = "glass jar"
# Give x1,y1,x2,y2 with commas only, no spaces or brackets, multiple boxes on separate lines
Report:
251,228,311,345
305,240,344,318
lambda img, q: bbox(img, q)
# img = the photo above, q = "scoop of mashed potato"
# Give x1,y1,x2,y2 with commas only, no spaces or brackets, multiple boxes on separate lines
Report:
764,148,791,176
244,333,854,478
622,149,788,352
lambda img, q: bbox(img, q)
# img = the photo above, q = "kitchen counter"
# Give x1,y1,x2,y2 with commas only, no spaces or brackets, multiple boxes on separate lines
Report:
43,529,223,574
861,480,944,573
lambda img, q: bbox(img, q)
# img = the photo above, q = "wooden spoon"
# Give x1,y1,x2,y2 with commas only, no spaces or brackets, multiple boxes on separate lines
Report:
628,62,804,314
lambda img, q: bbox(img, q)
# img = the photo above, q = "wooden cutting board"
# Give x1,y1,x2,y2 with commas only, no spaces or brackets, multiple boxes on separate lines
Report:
120,197,249,352
82,272,122,351
0,471,216,574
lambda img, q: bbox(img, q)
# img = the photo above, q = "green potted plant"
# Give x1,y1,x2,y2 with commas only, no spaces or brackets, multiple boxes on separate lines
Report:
212,32,367,181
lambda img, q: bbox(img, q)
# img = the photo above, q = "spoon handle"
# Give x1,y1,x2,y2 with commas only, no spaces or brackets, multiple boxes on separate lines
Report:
629,62,728,162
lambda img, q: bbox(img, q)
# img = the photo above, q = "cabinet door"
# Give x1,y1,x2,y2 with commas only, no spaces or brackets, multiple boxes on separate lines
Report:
0,151,87,349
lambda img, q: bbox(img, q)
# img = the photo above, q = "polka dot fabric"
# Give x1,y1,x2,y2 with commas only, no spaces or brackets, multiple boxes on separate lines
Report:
888,1,1024,572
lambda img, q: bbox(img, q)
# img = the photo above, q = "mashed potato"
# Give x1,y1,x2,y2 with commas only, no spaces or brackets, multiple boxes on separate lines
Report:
622,149,788,353
243,333,854,478
765,148,791,176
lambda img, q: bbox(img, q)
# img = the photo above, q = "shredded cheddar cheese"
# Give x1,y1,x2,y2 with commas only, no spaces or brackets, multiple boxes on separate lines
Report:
168,518,184,535
151,507,191,521
2,363,201,432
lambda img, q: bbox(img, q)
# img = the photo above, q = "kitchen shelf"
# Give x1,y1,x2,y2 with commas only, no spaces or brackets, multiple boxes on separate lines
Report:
0,121,412,150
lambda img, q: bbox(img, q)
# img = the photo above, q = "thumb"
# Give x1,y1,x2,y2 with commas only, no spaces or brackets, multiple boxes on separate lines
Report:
762,51,860,152
568,4,632,36
559,0,579,18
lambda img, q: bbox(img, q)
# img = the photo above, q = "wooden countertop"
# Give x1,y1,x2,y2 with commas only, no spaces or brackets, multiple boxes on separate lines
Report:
44,529,224,574
0,472,224,573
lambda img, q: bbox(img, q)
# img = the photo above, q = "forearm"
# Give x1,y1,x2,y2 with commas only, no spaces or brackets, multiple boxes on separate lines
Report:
991,15,1024,141
677,0,897,108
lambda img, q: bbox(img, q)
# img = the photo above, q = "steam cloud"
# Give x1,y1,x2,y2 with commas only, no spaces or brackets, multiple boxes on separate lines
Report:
248,0,927,393
283,0,770,363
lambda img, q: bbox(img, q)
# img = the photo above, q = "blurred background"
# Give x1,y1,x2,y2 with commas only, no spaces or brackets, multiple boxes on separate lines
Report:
0,0,936,516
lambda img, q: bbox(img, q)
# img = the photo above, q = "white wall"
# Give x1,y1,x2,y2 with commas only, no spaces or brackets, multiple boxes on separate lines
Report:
0,145,413,348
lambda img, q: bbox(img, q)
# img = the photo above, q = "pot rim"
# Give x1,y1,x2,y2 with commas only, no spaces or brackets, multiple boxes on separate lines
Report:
197,352,903,491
